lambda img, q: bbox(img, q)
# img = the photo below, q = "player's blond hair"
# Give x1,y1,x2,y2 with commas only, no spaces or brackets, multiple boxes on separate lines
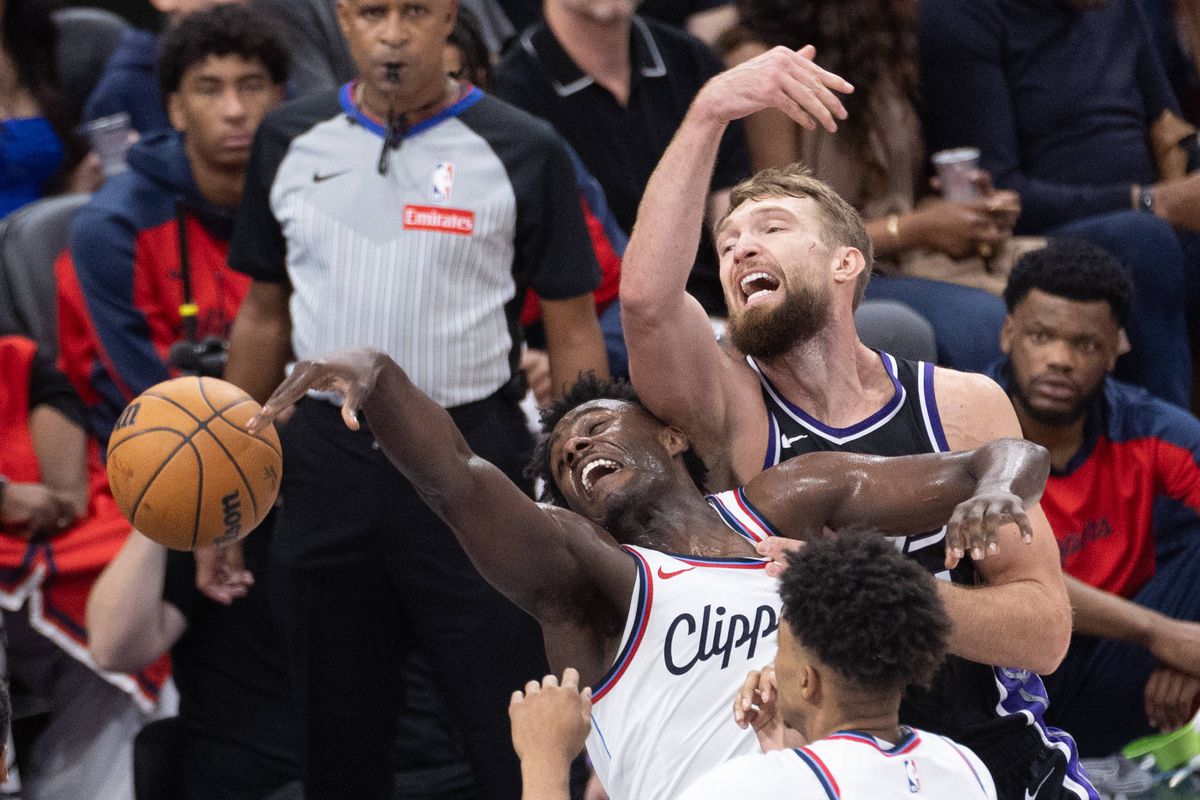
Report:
722,165,874,309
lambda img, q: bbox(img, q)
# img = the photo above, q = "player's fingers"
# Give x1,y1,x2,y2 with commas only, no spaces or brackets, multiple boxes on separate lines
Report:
251,363,318,431
510,690,524,708
979,502,1007,558
562,667,580,690
785,59,849,122
1016,508,1035,544
543,673,560,689
524,679,541,696
734,670,761,725
793,46,854,95
945,505,969,568
777,72,835,132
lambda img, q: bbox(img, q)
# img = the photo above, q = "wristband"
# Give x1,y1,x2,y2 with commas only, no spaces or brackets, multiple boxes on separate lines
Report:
1138,184,1155,214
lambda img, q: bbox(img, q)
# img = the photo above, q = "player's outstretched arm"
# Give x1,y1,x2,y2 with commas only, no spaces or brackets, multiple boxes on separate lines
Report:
745,438,1050,568
621,46,854,452
247,350,633,620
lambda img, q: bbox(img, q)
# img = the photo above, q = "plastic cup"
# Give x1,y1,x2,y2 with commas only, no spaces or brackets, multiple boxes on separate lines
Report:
81,113,135,178
931,147,982,203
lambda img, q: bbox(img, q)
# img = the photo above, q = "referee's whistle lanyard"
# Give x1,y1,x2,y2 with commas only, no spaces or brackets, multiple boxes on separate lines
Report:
361,75,465,176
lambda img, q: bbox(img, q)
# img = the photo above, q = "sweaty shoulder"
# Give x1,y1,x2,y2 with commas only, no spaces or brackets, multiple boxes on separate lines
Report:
932,366,1020,449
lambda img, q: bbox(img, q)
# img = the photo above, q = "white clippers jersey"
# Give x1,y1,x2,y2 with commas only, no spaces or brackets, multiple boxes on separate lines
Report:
676,727,997,800
586,541,781,800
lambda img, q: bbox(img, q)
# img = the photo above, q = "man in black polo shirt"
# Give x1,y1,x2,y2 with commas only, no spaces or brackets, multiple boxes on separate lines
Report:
493,0,750,310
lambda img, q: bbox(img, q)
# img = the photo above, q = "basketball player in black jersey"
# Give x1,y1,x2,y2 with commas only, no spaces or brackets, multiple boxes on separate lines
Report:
617,46,1094,800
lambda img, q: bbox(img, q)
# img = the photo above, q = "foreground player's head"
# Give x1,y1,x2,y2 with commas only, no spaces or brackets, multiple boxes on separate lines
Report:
715,165,872,360
775,534,949,740
1001,240,1132,428
531,374,709,530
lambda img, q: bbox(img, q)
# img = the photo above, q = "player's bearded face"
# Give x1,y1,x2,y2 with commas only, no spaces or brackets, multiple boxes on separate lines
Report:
727,274,831,359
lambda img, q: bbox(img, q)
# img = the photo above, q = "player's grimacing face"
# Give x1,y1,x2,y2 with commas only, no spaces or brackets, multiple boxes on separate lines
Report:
1001,290,1120,427
548,400,674,524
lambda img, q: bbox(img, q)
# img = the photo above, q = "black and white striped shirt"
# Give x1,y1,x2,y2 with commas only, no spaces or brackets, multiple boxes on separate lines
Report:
229,83,600,407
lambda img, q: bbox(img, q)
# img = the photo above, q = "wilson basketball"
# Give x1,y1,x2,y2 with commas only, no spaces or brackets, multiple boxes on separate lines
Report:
106,377,282,551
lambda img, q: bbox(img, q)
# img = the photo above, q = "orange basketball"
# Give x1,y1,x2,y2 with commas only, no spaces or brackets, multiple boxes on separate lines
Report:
106,377,282,550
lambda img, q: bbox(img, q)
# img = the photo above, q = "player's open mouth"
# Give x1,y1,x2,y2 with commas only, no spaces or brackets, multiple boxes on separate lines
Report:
739,271,780,305
581,457,622,495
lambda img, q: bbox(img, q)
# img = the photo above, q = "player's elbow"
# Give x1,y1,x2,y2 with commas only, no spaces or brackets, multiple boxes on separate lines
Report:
1031,597,1073,675
88,629,146,673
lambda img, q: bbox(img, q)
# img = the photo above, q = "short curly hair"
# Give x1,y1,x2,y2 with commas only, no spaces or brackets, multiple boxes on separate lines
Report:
528,373,709,506
779,533,949,694
158,4,291,99
1003,240,1134,326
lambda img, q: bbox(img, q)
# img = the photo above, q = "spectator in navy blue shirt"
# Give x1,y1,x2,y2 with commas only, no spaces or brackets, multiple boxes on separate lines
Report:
919,0,1200,408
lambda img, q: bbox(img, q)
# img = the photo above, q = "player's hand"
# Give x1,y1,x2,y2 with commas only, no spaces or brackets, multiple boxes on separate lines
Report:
943,488,1032,570
249,349,390,434
1,482,75,538
1144,666,1200,733
756,537,805,579
734,665,784,749
194,540,253,605
693,45,853,133
509,668,592,763
521,349,553,408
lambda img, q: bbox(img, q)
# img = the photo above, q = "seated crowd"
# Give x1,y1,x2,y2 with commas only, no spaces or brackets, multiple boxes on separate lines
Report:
1,0,1199,798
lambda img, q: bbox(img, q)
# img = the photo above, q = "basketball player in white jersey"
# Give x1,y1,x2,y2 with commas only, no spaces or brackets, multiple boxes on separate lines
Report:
248,350,1047,800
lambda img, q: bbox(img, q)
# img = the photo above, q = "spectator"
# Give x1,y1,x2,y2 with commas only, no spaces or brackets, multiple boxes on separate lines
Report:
0,334,170,800
87,522,299,800
920,0,1200,407
719,0,1032,371
1138,0,1200,122
57,3,288,448
83,0,247,136
492,0,752,314
0,0,99,218
991,241,1200,756
220,0,609,796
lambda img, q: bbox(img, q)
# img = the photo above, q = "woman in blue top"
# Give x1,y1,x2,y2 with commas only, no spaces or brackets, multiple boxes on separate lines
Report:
0,0,99,218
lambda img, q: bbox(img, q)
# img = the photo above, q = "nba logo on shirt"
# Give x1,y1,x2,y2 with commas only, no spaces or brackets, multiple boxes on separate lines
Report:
905,759,921,793
431,161,454,203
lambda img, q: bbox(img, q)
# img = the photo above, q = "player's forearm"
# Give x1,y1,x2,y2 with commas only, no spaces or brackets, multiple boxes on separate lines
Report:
1065,574,1157,645
519,759,572,800
939,579,1071,674
86,533,177,672
965,439,1050,506
224,282,293,404
543,298,609,397
620,104,726,318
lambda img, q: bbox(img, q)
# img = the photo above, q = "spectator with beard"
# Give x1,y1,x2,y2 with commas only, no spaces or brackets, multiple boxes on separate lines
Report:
618,50,1089,799
990,241,1200,756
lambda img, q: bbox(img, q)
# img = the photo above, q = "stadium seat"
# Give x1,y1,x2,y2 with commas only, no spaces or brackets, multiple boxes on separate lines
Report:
0,193,89,357
52,7,131,119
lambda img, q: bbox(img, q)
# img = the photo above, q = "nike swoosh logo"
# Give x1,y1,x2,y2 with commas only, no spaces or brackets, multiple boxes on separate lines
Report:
780,433,808,448
313,169,351,183
1024,767,1055,800
657,566,695,580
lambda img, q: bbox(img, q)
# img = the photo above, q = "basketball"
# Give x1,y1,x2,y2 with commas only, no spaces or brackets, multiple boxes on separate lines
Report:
105,377,282,551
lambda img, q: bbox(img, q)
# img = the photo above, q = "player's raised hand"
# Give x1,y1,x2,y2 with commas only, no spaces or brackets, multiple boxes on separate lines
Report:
509,668,593,763
248,349,390,434
693,45,853,133
756,537,804,579
944,488,1033,570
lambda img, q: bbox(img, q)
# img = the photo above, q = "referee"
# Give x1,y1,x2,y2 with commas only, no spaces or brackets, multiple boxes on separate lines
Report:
218,0,609,797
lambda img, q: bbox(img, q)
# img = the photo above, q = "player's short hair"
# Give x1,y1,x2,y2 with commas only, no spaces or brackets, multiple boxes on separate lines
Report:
722,164,873,309
529,373,709,505
1003,240,1134,326
158,4,291,98
779,533,949,694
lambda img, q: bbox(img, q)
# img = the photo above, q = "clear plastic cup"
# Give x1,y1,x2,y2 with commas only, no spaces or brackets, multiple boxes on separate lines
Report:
81,113,135,178
931,147,982,203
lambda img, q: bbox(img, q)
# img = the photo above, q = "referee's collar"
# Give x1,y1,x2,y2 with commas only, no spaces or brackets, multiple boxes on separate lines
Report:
338,81,484,140
520,16,668,98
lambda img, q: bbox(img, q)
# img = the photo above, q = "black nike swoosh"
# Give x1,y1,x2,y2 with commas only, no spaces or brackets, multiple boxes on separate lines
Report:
313,170,351,183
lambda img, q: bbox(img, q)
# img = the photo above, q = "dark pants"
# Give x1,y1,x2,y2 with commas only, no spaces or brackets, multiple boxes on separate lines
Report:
865,274,1007,373
272,395,549,800
1050,211,1192,408
1043,530,1200,757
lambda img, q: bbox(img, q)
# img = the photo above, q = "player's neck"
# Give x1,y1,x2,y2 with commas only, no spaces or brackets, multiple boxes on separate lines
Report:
754,325,891,427
802,697,904,745
1012,404,1085,472
612,487,757,557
